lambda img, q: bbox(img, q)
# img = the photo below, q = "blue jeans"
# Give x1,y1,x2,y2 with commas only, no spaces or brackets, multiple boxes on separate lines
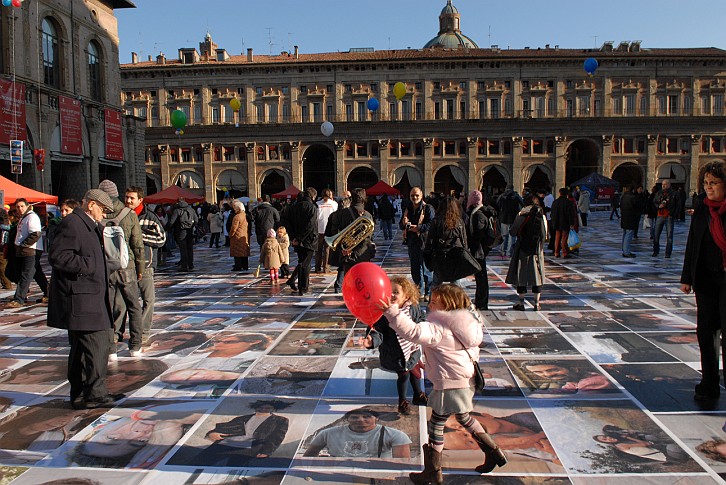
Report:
408,244,432,296
622,229,634,255
500,223,515,255
653,216,674,256
381,219,393,240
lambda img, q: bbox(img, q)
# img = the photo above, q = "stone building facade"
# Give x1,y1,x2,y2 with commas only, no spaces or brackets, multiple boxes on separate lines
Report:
121,1,726,202
0,0,143,201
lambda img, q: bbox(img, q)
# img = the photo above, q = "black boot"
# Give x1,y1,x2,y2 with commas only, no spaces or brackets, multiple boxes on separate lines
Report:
473,432,507,473
410,444,443,485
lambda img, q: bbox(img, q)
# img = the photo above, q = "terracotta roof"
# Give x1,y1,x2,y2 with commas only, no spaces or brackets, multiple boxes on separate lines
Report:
122,46,726,69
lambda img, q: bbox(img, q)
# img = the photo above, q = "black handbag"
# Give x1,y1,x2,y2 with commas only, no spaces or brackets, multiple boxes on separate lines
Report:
452,331,485,393
432,246,482,281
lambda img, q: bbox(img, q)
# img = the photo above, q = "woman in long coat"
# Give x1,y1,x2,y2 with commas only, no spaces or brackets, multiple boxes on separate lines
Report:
505,195,548,311
230,200,250,271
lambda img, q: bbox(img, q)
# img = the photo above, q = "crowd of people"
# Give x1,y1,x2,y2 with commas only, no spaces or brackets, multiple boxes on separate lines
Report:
2,170,725,479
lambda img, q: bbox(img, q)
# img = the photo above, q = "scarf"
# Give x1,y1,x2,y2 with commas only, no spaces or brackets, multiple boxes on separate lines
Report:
703,197,726,269
133,203,144,216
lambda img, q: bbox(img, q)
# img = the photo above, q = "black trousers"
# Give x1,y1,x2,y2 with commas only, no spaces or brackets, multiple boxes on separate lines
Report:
68,328,110,401
175,229,195,270
695,277,726,390
473,256,489,310
295,247,314,292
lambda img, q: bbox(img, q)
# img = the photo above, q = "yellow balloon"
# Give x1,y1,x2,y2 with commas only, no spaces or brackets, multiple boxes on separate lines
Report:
393,82,406,100
230,98,241,111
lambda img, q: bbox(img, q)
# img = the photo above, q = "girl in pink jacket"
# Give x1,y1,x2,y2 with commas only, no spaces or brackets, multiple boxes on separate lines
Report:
381,284,507,484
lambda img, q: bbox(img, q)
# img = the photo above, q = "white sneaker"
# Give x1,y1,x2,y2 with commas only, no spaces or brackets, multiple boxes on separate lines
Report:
129,350,142,358
108,352,118,362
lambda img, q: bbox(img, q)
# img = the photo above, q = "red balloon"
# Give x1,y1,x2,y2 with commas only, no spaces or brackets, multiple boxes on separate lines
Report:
342,262,391,326
11,0,21,7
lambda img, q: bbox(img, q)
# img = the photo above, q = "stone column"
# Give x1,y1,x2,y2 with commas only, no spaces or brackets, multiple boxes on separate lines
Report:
423,137,433,193
512,137,524,192
159,145,170,188
245,142,257,199
378,139,390,183
87,116,100,190
554,136,566,191
601,135,613,177
289,142,299,189
335,140,346,193
467,137,477,193
646,134,658,189
689,134,702,194
201,143,214,202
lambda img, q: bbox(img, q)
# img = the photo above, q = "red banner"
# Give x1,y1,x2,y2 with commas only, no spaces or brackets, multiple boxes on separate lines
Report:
59,95,82,155
0,79,26,145
104,108,124,161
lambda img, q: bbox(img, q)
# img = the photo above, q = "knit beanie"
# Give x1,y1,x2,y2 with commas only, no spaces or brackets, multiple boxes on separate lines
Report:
267,228,276,238
467,190,483,209
98,179,119,198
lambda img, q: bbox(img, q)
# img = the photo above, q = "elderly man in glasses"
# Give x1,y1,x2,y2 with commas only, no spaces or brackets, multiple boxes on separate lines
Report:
399,187,436,301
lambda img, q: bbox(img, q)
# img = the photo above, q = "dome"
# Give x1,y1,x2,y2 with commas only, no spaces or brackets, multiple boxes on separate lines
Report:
424,1,479,49
424,32,478,49
441,0,458,14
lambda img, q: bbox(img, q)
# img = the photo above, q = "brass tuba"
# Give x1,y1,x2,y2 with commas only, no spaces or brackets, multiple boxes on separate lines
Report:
325,215,375,251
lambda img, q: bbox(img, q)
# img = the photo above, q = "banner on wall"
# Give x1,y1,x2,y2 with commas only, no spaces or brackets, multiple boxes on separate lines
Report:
0,79,26,145
59,95,82,155
104,108,124,161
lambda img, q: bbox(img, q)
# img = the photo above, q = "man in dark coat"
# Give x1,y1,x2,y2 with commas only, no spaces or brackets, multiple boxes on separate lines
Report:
251,194,280,250
467,191,494,310
550,187,576,258
496,185,524,257
168,197,198,272
287,187,318,295
47,189,124,410
652,180,680,258
400,187,435,300
620,184,640,258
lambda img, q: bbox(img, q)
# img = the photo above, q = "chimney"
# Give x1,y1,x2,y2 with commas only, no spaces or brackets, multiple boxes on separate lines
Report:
156,52,166,65
131,52,138,64
294,45,299,59
247,48,254,62
148,55,152,62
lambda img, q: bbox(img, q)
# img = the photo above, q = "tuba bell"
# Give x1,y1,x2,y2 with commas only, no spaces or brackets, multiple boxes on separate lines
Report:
325,215,375,252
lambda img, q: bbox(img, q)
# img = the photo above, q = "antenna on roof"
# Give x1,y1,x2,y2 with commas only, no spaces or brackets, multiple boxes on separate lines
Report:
266,27,275,55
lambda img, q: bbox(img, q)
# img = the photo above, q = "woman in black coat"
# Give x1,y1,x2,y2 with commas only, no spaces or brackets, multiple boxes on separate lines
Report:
424,196,469,286
681,160,726,401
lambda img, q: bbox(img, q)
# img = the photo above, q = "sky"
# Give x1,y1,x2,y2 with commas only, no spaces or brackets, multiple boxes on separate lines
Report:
116,0,726,64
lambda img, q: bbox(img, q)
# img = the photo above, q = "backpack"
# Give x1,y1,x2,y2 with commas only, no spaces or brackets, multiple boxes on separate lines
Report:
480,206,503,249
517,206,544,255
178,207,195,229
104,207,131,272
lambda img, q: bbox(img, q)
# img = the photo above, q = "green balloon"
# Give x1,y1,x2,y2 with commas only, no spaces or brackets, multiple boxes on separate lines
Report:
170,109,187,129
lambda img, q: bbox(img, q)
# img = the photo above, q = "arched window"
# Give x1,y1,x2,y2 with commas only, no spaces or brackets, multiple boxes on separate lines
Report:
88,41,102,101
41,18,60,88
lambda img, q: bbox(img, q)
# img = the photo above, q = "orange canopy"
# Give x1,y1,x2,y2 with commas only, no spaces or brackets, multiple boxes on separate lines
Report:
143,185,205,204
0,175,58,205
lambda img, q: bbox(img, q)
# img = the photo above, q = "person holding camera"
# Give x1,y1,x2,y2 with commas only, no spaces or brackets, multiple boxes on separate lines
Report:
399,187,435,301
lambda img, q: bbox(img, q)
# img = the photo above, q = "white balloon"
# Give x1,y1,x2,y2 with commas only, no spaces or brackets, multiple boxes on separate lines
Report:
320,121,334,137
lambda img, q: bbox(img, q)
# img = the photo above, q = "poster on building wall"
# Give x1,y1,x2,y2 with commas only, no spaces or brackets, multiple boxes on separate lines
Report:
0,79,26,145
10,139,22,174
59,95,82,155
104,108,124,161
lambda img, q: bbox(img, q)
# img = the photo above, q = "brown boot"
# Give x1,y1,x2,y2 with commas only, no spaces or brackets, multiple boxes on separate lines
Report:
473,432,507,473
410,443,443,485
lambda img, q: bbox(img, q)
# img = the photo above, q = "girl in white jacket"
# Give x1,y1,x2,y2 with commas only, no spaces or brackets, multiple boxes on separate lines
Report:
381,284,507,483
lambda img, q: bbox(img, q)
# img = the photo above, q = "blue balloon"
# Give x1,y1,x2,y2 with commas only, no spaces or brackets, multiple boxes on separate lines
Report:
1,0,11,6
366,98,379,112
584,57,599,74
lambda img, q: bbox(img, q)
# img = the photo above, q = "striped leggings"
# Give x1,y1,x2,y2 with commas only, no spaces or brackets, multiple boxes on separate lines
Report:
428,410,486,453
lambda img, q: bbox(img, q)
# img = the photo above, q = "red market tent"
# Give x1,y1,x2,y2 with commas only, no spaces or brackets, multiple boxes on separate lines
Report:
143,185,205,204
0,175,58,205
365,180,400,196
272,184,302,199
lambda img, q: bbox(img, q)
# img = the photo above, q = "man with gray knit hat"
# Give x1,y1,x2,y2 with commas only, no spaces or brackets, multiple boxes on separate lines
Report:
98,179,145,359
